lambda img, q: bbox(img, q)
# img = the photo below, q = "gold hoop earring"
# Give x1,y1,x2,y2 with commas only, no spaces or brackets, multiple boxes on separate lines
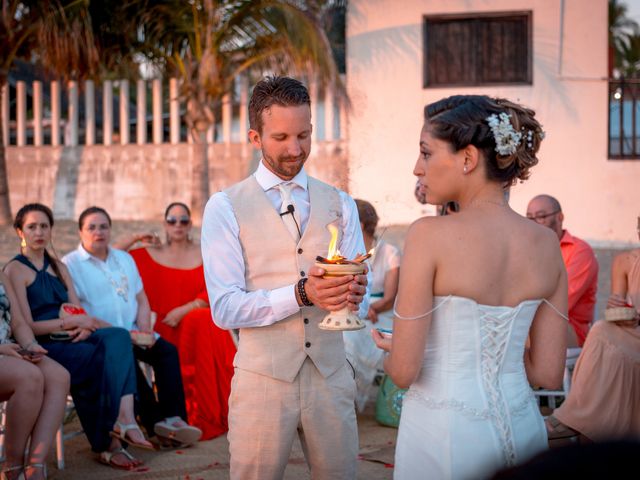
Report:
20,238,26,248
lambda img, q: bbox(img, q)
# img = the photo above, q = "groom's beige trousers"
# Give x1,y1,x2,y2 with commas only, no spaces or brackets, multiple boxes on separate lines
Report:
228,357,358,480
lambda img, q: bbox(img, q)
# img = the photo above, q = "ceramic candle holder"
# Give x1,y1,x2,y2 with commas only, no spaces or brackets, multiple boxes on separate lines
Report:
315,262,366,331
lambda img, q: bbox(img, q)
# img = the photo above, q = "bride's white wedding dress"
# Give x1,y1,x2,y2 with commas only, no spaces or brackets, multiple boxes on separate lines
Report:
395,296,548,480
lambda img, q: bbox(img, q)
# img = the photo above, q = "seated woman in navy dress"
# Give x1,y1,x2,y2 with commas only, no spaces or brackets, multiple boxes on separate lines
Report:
4,204,153,471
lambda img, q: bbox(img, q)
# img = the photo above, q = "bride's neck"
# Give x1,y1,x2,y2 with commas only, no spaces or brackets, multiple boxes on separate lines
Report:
459,186,508,210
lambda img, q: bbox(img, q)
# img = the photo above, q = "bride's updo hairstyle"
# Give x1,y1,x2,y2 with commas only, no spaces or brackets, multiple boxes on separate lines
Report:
424,95,544,185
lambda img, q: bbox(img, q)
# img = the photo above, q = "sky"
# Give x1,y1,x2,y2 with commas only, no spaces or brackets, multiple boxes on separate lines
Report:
627,0,640,24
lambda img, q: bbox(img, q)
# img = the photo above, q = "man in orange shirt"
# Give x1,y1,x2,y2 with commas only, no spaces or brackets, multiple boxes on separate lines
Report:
526,195,599,346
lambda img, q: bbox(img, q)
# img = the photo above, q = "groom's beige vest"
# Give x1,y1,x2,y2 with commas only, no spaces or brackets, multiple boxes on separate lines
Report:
225,175,347,382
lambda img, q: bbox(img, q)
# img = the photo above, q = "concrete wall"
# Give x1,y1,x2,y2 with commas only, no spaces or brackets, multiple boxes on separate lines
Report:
347,0,639,245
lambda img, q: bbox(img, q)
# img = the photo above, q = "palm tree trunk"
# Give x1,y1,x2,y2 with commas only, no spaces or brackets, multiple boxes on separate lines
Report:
190,126,211,225
0,76,13,225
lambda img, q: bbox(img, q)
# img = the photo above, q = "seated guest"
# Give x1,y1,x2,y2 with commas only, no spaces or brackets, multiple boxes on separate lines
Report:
546,216,640,441
5,203,151,471
526,195,598,346
344,199,400,411
356,199,400,330
62,206,202,447
0,271,69,480
117,202,236,440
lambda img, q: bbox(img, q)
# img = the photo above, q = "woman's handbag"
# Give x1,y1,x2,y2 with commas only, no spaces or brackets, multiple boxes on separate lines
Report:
375,374,407,428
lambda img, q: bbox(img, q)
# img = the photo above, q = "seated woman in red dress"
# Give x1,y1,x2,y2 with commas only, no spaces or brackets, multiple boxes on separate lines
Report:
121,202,236,440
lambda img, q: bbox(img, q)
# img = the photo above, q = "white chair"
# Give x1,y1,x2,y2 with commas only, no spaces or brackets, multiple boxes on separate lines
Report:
534,347,581,409
54,396,84,470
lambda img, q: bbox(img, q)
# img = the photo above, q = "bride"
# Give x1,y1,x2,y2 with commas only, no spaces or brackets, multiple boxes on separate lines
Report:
372,95,568,479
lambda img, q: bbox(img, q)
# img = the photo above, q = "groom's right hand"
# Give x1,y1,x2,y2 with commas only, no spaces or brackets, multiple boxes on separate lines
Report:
303,265,357,312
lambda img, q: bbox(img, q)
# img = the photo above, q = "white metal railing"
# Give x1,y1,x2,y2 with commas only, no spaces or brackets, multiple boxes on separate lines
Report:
1,76,345,147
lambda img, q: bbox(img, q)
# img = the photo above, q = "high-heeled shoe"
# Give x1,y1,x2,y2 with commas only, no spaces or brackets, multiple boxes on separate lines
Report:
0,465,24,480
23,463,46,480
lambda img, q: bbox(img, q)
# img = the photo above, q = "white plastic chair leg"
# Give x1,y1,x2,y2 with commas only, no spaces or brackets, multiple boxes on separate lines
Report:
55,424,65,470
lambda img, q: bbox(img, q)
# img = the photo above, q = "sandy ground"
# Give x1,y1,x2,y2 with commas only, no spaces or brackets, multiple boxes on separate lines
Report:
46,400,397,480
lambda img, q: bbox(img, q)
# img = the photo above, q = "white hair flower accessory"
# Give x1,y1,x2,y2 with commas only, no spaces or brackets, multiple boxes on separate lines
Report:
522,127,546,150
486,112,522,156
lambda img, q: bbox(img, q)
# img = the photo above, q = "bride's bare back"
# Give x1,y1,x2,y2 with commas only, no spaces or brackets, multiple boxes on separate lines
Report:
427,207,563,306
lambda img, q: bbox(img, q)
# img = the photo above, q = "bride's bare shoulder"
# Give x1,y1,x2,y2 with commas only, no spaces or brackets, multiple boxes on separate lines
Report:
518,215,560,245
407,215,444,235
404,215,453,248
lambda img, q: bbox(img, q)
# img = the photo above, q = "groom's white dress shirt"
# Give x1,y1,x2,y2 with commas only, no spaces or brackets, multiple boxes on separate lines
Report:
201,161,368,329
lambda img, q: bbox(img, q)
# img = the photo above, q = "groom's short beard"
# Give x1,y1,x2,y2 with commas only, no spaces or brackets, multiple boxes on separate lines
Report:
263,151,308,179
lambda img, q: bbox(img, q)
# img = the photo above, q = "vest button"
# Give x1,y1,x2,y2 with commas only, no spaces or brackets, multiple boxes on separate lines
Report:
300,271,305,277
298,248,303,254
303,318,309,324
305,341,311,348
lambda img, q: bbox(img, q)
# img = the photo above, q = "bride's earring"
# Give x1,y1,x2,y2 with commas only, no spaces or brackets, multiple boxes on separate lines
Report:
20,237,26,248
463,165,468,174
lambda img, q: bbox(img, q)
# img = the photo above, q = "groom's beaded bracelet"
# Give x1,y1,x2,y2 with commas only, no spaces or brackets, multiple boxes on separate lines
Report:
297,278,314,307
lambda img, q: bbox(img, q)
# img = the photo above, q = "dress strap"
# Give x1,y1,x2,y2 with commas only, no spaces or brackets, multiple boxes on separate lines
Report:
10,254,45,273
393,295,452,321
541,298,569,322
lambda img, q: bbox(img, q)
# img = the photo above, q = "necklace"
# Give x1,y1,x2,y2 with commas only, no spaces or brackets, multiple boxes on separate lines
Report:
93,253,129,302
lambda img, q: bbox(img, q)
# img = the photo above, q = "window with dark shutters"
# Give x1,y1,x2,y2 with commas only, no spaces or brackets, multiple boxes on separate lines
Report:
423,12,532,88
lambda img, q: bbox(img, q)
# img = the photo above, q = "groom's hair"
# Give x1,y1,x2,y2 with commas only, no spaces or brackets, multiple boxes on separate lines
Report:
249,76,310,134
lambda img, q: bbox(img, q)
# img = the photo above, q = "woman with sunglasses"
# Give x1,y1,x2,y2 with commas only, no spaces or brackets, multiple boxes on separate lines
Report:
4,203,151,472
127,202,236,441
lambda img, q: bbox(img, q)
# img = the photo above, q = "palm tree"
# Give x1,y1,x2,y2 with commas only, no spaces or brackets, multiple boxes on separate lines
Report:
137,0,345,222
0,0,101,225
620,32,640,76
609,0,640,76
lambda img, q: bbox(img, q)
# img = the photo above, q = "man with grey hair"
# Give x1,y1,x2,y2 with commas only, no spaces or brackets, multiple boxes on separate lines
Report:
526,195,598,346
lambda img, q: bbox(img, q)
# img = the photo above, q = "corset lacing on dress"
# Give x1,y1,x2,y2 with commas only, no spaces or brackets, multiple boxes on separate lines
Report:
398,296,563,468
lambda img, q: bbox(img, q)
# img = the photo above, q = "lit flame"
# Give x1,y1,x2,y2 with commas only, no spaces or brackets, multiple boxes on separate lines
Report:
327,225,340,259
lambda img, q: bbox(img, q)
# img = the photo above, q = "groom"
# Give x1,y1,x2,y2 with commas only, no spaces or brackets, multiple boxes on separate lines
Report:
201,76,368,479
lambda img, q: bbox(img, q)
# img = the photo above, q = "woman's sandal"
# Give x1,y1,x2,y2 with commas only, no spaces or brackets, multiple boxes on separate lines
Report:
109,421,155,450
23,464,46,480
98,448,143,471
545,415,579,440
0,465,24,480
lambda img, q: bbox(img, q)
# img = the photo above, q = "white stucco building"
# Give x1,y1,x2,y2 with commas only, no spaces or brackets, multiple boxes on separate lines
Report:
346,0,638,245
